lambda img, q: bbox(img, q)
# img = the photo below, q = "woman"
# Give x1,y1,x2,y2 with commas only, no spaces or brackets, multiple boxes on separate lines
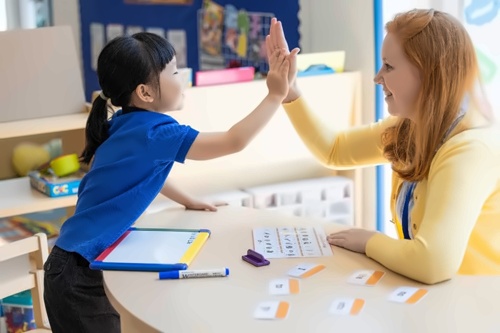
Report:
268,9,500,284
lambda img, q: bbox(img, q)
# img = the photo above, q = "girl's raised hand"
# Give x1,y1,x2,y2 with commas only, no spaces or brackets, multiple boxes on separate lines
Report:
266,49,290,101
266,18,300,87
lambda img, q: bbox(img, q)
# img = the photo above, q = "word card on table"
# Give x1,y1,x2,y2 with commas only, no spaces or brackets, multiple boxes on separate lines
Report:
253,226,333,258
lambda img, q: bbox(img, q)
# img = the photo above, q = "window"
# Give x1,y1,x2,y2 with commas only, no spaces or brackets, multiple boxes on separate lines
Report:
0,0,6,31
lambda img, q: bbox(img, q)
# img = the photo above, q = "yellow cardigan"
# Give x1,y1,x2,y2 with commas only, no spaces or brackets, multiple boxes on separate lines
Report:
283,97,500,284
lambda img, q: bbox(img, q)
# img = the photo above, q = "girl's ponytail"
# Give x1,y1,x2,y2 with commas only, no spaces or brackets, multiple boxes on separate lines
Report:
80,94,110,164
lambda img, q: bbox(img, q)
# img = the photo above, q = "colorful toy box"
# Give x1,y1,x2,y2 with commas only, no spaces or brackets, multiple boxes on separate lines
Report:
1,291,35,333
28,170,85,198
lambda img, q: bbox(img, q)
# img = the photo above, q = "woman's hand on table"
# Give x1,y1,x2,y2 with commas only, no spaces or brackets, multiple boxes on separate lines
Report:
327,229,378,254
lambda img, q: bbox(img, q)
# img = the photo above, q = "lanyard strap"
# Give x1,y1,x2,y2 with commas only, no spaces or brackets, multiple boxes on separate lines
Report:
401,182,416,240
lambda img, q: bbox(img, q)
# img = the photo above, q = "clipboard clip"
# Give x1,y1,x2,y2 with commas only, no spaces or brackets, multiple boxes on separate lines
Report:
242,249,270,267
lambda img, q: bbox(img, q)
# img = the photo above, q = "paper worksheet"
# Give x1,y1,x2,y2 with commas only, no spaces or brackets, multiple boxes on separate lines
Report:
253,226,333,258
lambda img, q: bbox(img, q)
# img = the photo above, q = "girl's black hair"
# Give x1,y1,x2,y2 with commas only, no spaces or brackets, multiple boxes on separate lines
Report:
80,32,176,164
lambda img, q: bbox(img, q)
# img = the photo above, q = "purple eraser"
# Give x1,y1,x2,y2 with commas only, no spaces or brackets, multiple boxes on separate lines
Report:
242,249,270,267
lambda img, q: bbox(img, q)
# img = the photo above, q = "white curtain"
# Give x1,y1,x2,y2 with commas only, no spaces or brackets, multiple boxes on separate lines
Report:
0,0,6,31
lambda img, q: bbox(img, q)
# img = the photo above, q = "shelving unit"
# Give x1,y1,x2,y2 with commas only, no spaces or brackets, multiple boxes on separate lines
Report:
0,113,86,219
0,113,88,140
166,72,366,227
0,114,86,218
0,177,77,219
0,72,367,228
0,26,87,221
243,176,355,225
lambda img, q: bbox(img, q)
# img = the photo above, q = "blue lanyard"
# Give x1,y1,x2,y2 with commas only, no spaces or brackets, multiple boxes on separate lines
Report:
401,182,416,240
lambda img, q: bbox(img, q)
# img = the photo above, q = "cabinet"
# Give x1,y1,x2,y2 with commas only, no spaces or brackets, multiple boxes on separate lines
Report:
0,115,88,218
0,72,366,227
0,26,87,219
144,72,366,227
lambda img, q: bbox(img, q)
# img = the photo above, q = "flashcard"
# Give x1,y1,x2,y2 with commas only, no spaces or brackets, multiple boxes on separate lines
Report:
388,287,428,304
347,270,385,286
329,298,365,316
253,301,290,320
287,263,325,278
268,279,300,295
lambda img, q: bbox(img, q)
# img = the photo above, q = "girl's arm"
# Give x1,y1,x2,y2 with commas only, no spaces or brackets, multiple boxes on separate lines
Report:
186,95,282,160
185,50,290,161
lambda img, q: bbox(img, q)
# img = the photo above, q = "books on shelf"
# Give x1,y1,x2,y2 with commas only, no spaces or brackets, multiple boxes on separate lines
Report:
0,209,67,247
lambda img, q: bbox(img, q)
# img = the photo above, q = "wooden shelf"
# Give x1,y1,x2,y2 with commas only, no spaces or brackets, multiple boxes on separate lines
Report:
0,177,77,218
0,113,88,139
0,72,367,228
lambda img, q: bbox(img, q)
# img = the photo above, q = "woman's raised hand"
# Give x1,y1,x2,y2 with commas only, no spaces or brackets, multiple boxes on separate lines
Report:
266,18,300,101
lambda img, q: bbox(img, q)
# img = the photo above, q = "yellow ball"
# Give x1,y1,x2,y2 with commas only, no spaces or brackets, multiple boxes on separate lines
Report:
12,143,51,177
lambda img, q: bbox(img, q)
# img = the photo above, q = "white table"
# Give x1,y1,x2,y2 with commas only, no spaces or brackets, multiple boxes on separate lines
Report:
103,206,500,333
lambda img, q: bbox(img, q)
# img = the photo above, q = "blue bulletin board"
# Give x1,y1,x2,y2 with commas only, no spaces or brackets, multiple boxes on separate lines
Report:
79,0,300,100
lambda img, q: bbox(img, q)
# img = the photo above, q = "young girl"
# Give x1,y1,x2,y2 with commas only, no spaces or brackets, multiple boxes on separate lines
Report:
43,31,291,332
269,10,500,284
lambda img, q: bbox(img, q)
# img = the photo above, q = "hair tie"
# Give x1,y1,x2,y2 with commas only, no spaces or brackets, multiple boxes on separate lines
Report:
99,91,109,101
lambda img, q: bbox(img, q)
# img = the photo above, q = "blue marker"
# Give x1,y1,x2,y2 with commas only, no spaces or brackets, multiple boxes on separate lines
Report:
159,268,230,280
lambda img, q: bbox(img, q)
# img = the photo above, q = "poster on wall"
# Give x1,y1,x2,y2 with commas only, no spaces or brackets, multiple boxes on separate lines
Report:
199,0,225,69
79,0,300,100
198,0,273,73
88,22,187,71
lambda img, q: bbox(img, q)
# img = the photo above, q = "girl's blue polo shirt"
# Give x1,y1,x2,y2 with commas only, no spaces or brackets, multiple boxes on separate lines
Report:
55,109,199,262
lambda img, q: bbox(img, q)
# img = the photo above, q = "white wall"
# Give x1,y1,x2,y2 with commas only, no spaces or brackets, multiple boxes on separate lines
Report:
51,0,81,69
5,0,20,29
4,0,53,29
299,0,376,123
0,0,6,30
2,0,83,82
299,0,378,228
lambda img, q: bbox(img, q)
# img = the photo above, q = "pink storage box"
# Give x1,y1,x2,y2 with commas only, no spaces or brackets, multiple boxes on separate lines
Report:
195,67,255,86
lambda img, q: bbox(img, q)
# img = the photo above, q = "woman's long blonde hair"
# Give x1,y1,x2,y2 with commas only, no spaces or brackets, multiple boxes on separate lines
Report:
382,9,479,182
